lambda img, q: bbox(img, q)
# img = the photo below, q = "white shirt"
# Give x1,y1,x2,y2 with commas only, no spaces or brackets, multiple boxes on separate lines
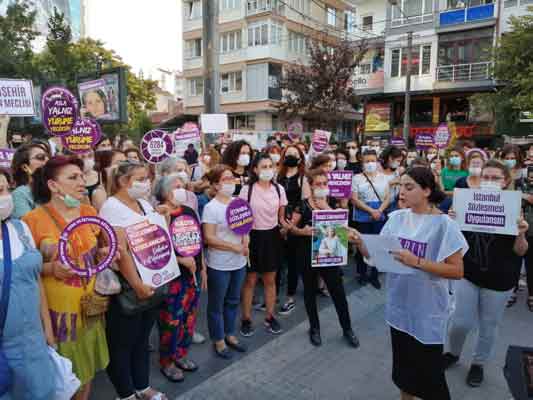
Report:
352,172,389,203
98,197,154,228
380,209,468,344
0,220,36,260
202,198,246,271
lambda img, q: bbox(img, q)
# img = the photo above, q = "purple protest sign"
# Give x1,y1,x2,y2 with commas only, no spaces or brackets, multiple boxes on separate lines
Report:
140,129,174,164
61,118,102,154
434,123,451,149
328,171,353,199
288,122,303,141
58,216,118,278
41,86,78,136
312,130,330,153
170,214,202,257
226,198,254,236
125,219,172,271
390,137,406,148
0,148,15,169
415,133,435,151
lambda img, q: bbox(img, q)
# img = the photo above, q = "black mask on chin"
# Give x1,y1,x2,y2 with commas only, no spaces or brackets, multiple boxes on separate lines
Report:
283,155,300,167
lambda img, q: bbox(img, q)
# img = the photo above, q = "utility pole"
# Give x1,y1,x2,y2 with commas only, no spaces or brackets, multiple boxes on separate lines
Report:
203,0,219,114
403,31,413,142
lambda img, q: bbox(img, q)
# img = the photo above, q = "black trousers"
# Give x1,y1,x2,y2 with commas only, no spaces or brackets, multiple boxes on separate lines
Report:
106,298,158,398
286,235,302,297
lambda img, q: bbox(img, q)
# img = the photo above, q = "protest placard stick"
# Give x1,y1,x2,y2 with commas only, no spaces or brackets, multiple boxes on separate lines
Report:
0,115,10,148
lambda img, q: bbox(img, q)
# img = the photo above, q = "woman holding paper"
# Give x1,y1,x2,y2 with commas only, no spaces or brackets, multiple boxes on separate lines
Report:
99,161,168,400
288,168,360,348
444,160,529,388
352,166,468,400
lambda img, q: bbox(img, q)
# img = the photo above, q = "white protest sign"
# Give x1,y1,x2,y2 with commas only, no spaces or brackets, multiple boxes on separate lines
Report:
453,188,522,236
200,114,228,133
0,79,36,116
361,234,414,275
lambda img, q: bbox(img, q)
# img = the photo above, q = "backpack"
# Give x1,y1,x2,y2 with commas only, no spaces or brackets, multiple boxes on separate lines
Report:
247,181,281,204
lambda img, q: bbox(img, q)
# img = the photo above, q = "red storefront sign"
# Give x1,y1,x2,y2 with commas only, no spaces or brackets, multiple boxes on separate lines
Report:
409,125,491,139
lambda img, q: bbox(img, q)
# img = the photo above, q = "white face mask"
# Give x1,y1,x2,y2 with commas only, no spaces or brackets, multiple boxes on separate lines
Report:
173,188,187,204
0,195,14,221
259,169,274,182
270,154,281,164
469,166,482,176
329,161,337,171
83,158,95,173
237,154,250,167
364,162,377,173
203,155,211,164
390,161,400,170
480,181,502,191
314,188,330,198
127,180,151,200
337,159,347,170
175,171,189,183
219,183,235,196
430,162,437,171
348,148,357,157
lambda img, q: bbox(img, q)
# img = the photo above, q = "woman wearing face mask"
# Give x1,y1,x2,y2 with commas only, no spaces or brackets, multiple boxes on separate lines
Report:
445,160,528,388
500,144,523,186
202,165,249,358
301,154,336,201
351,150,391,289
23,156,111,400
405,150,418,168
353,166,468,400
98,161,168,400
381,146,404,213
335,149,349,171
221,140,253,196
345,141,362,174
454,149,486,189
523,144,533,167
239,153,290,337
425,147,438,163
288,169,360,348
152,175,207,382
124,147,142,163
441,147,467,193
94,150,126,196
0,169,57,400
277,145,306,315
267,145,282,173
11,143,50,218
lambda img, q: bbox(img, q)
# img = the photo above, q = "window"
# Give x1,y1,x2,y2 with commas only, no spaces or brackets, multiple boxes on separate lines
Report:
327,7,337,26
438,28,494,65
344,10,356,33
220,30,242,53
362,15,373,31
290,0,308,12
248,22,282,47
268,63,282,100
390,45,432,77
247,0,283,14
359,63,371,75
221,0,241,9
391,49,401,77
188,78,204,96
421,45,431,74
185,39,202,58
221,71,243,93
392,0,433,26
270,23,282,45
186,0,202,20
448,0,494,8
229,115,255,129
288,31,307,54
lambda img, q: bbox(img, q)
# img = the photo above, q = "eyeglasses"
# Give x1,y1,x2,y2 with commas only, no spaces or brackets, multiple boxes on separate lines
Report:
31,154,48,162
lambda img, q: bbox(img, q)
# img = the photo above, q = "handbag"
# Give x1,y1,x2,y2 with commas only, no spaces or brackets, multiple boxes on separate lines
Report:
353,174,386,223
94,268,121,295
0,222,14,395
47,346,81,400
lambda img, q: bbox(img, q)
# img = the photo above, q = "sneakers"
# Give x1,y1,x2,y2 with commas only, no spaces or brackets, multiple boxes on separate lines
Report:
192,331,206,344
240,320,255,337
442,352,459,370
279,300,295,315
254,303,267,312
264,316,282,334
467,364,484,387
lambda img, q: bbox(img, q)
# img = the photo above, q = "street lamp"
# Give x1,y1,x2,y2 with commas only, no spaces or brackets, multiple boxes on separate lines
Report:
388,0,413,143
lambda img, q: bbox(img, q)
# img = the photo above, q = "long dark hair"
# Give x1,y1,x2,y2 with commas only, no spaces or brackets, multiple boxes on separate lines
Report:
11,143,50,187
278,145,305,179
32,156,84,204
248,152,273,186
405,166,446,205
221,140,253,170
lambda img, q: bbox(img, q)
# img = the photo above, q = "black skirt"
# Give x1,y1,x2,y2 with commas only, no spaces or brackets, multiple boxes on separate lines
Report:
390,327,450,400
249,227,282,274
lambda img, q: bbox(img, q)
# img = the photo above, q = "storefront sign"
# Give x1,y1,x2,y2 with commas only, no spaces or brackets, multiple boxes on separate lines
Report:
453,189,522,236
226,198,254,236
42,86,78,136
170,214,202,257
61,118,102,153
365,103,391,132
415,133,435,150
312,210,349,267
141,129,174,164
0,79,36,116
328,171,353,199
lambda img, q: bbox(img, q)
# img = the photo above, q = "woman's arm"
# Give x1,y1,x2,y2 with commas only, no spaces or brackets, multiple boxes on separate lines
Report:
91,187,107,212
378,189,391,214
350,191,375,214
203,223,242,253
513,218,529,256
391,249,464,280
288,212,313,237
39,276,55,346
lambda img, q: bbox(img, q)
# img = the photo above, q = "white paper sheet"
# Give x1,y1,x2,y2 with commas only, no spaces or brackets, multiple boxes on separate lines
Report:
361,234,415,275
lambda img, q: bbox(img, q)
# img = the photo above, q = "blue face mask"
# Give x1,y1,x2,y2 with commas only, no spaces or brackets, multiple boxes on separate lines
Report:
62,194,81,209
504,159,517,169
449,156,461,167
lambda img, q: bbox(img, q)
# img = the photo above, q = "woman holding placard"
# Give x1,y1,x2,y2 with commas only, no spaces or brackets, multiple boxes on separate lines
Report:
202,165,249,358
23,156,110,400
445,160,528,388
98,161,168,400
153,175,206,382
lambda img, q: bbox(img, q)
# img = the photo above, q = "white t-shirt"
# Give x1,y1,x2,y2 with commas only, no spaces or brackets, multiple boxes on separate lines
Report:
202,198,246,271
380,209,469,344
98,197,155,228
352,173,389,203
0,220,36,260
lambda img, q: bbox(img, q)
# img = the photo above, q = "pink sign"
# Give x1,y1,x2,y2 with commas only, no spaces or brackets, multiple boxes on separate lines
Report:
170,214,202,257
312,130,330,153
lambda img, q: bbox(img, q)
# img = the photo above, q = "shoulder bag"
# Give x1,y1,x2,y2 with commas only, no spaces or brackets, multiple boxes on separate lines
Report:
0,221,14,395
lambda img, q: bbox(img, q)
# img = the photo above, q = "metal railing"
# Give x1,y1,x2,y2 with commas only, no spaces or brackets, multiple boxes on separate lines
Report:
391,13,434,27
436,62,492,81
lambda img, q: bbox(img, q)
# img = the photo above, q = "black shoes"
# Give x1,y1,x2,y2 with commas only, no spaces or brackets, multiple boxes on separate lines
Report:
368,276,381,290
309,329,322,347
240,319,255,337
467,364,484,387
225,338,248,353
442,352,459,370
213,345,233,360
343,329,360,348
264,316,282,334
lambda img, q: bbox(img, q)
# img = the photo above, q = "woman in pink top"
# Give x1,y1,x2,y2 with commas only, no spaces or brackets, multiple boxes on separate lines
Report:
238,153,290,336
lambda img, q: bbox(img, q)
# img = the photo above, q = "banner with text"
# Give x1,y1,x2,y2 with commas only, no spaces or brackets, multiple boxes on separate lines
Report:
0,79,35,116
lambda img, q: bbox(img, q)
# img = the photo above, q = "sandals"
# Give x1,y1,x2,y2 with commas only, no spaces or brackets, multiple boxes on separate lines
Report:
136,387,168,400
160,365,184,383
507,294,517,308
175,358,198,372
527,297,533,312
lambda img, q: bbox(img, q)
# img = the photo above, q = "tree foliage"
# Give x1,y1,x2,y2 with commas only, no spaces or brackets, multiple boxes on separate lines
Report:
277,38,367,130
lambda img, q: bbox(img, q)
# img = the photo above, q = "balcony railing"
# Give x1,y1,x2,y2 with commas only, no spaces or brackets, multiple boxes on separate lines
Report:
246,0,284,16
437,62,492,81
391,13,434,28
439,3,495,27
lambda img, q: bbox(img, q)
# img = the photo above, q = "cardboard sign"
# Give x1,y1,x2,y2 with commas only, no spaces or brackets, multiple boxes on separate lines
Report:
41,86,78,136
61,118,102,153
288,122,303,141
226,198,254,235
0,148,15,169
125,213,180,287
311,130,330,153
434,123,451,149
200,114,228,133
0,79,36,116
141,129,174,164
174,123,201,158
453,188,522,236
312,210,349,267
328,171,353,199
170,214,202,257
390,137,406,148
415,133,435,151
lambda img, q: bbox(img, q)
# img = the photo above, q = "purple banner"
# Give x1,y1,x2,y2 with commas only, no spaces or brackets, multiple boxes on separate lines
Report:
465,213,505,227
415,133,435,151
328,171,353,199
141,129,174,164
390,137,406,147
125,219,172,272
434,123,451,149
226,198,254,236
170,214,202,257
0,148,15,169
61,118,102,154
41,86,78,136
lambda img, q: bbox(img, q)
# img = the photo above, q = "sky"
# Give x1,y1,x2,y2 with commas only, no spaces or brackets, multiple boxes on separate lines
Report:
85,0,183,75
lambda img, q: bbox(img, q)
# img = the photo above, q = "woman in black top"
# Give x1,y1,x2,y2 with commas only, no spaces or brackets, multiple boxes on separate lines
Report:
277,144,306,315
221,140,253,196
288,168,360,348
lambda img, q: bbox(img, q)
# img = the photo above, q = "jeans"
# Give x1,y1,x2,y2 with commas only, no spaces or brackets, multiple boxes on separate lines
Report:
106,299,158,398
355,221,386,279
207,267,247,341
447,279,512,365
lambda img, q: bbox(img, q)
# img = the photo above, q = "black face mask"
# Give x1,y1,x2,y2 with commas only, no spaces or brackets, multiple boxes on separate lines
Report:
284,155,300,167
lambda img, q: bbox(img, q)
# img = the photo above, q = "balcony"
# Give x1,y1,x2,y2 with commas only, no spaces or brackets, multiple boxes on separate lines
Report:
391,13,433,28
246,0,285,17
436,62,492,81
439,3,495,27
